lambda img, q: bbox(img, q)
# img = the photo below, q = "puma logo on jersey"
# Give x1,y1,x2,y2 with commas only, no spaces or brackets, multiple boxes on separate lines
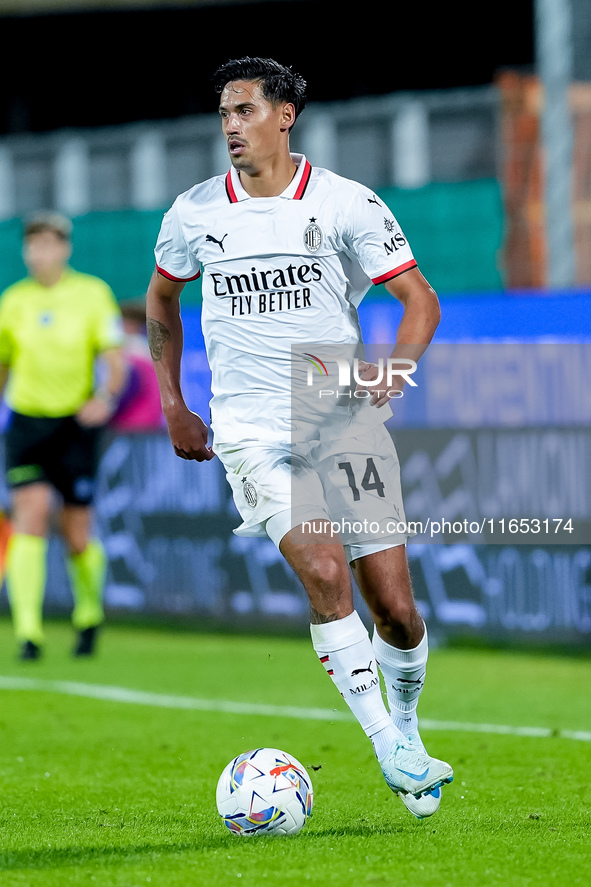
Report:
367,195,382,206
206,233,228,252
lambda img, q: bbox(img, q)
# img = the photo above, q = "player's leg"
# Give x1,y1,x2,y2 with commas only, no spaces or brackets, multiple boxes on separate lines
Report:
278,527,405,763
3,413,54,656
216,439,450,796
351,543,450,815
321,422,451,805
317,424,429,737
351,544,427,736
214,441,399,752
5,482,51,657
60,504,106,654
57,419,105,655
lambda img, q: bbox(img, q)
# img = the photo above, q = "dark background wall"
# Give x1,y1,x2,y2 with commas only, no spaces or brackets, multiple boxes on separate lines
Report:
1,0,534,135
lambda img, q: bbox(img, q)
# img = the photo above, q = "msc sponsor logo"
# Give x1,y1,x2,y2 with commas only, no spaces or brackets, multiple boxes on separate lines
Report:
384,233,408,255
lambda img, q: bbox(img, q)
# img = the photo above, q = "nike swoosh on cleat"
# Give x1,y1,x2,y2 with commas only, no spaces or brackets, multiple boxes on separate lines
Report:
398,767,430,781
414,777,453,798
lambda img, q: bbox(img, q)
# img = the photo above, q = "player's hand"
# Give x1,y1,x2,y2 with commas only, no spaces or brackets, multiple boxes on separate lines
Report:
165,408,215,462
355,360,402,408
76,396,115,427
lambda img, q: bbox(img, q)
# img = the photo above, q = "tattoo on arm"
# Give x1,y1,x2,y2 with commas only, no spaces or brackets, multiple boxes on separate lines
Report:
309,607,341,625
147,317,171,361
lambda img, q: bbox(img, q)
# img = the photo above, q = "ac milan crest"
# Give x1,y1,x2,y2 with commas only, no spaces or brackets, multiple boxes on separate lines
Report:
304,218,322,253
242,476,258,507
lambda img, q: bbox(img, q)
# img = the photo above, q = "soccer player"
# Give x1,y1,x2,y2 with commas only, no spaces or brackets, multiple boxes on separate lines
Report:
146,58,453,818
0,212,125,659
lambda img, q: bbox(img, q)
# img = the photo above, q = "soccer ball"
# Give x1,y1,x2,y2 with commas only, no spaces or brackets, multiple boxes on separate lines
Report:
216,747,314,836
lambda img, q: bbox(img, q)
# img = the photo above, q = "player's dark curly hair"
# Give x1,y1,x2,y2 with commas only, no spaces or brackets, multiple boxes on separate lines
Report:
212,57,307,124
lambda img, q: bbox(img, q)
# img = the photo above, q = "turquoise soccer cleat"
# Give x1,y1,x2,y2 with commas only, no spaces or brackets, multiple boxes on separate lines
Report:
379,736,453,799
397,732,445,818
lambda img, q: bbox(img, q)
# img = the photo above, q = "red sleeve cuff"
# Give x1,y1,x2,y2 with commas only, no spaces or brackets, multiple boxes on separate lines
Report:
156,264,201,283
372,260,417,286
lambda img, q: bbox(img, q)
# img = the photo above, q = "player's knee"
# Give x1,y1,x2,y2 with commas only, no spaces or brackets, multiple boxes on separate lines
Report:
61,522,90,556
11,488,51,536
301,550,348,596
372,598,419,635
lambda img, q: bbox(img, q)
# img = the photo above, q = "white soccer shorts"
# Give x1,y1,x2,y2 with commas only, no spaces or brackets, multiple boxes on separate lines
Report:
215,424,410,563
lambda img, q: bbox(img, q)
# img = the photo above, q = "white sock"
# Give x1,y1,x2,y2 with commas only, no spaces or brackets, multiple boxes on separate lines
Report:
310,611,405,760
372,625,429,737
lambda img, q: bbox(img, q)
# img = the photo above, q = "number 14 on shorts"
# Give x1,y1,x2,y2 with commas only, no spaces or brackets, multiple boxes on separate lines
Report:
338,457,385,501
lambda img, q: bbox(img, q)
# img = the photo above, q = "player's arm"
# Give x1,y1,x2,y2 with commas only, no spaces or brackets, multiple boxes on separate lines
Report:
77,347,126,427
0,362,9,396
146,267,214,462
385,265,440,346
361,267,440,407
0,298,12,396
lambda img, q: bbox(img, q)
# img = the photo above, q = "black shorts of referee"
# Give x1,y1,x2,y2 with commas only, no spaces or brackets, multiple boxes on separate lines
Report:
4,412,101,506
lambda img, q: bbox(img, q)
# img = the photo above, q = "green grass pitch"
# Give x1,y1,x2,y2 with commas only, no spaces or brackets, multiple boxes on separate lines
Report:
0,617,589,887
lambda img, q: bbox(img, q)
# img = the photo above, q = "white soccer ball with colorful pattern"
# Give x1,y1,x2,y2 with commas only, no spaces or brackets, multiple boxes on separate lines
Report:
216,748,314,836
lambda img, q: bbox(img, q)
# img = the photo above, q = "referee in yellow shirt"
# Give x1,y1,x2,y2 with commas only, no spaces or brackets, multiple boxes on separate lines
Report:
0,212,126,660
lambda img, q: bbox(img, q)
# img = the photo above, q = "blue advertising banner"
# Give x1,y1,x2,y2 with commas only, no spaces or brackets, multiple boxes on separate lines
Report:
1,429,589,644
0,291,589,644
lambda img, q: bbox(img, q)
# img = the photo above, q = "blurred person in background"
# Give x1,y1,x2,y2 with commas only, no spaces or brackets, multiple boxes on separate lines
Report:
0,212,126,660
109,298,164,433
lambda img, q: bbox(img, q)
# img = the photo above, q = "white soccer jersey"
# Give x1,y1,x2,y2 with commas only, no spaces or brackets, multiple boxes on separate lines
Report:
154,154,417,443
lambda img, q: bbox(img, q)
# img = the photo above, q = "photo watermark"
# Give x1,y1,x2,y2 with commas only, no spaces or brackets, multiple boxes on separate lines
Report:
287,343,591,546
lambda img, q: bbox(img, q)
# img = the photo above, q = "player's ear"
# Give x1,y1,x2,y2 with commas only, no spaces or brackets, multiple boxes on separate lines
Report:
280,102,296,132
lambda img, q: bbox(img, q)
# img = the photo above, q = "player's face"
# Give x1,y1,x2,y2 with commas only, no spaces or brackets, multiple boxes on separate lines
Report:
219,80,294,174
23,231,71,280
